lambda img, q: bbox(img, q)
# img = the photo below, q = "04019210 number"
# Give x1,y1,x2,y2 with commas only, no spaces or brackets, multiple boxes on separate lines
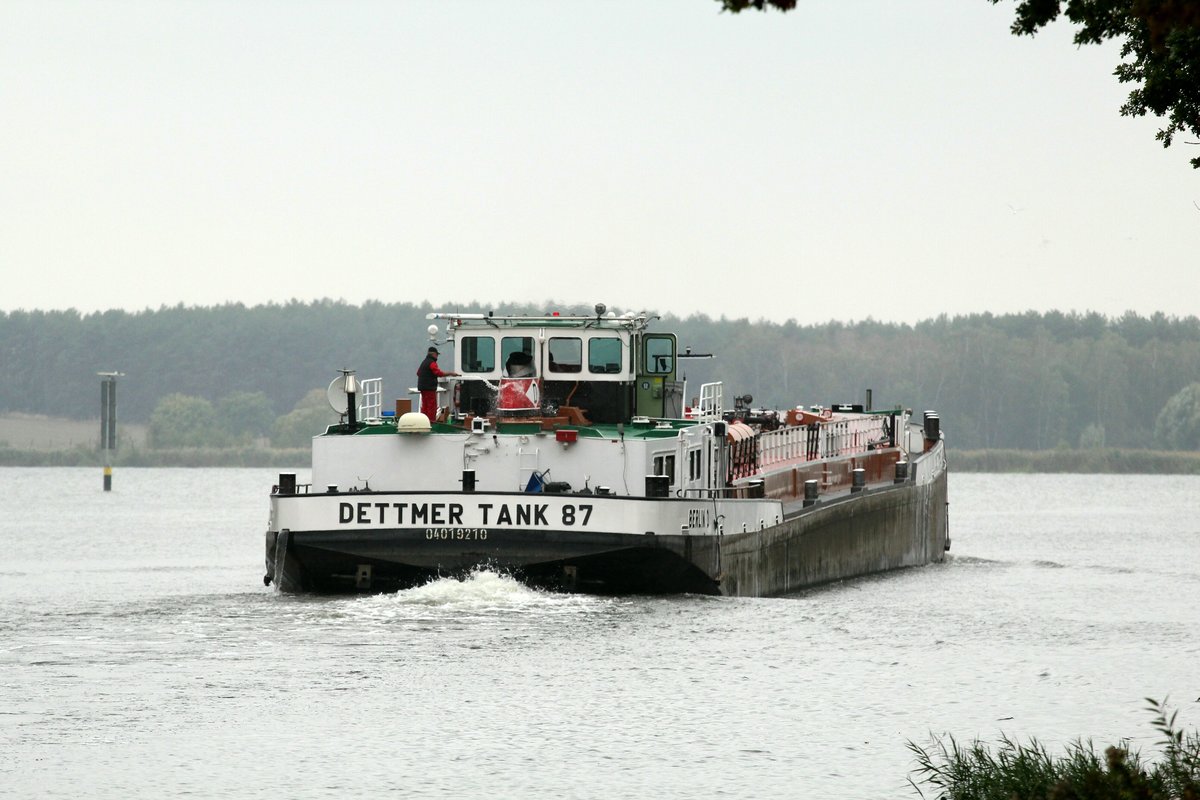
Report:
425,528,489,540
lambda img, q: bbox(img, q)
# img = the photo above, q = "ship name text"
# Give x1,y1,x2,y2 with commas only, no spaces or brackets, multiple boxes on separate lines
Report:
337,501,594,528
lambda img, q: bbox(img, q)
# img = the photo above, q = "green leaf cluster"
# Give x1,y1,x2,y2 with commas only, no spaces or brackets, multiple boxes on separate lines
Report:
994,0,1200,167
269,389,337,449
1154,382,1200,450
718,0,796,11
718,0,1200,167
148,390,277,448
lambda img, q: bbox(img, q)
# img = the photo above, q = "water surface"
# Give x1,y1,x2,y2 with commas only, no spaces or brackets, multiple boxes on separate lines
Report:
2,468,1197,798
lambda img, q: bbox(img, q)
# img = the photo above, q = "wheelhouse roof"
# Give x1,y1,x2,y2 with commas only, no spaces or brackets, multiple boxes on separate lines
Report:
427,312,655,333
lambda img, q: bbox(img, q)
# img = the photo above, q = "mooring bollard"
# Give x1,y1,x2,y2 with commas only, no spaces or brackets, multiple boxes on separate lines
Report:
851,468,866,493
803,479,819,507
922,410,940,452
923,410,940,440
894,461,908,484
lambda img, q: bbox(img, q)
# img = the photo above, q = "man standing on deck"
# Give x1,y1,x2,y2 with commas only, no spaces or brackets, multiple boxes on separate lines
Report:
417,346,457,423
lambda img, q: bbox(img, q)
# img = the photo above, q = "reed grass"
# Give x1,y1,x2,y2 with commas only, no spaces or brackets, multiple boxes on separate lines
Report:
908,698,1200,799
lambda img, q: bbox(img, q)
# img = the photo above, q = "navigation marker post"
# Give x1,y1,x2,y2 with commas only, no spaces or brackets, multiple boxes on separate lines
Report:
98,372,123,491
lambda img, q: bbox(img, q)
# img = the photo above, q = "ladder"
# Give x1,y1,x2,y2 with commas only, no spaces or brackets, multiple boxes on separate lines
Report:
518,448,540,490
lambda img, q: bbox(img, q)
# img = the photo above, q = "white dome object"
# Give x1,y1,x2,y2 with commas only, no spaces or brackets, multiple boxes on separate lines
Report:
397,412,432,433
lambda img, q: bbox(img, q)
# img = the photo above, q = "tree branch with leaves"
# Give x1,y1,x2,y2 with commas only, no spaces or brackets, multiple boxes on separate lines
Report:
718,0,1200,167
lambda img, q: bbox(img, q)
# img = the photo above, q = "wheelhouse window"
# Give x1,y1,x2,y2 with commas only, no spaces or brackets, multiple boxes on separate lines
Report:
548,337,582,374
501,336,536,377
644,336,674,374
460,336,495,373
588,338,622,374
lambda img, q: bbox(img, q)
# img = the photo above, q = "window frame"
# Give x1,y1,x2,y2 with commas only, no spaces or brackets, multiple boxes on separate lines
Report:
501,336,537,377
547,336,583,374
652,452,676,485
643,335,675,375
587,337,623,375
459,335,496,374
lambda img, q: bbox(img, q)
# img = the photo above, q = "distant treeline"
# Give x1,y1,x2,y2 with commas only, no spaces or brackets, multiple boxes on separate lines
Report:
2,302,1199,451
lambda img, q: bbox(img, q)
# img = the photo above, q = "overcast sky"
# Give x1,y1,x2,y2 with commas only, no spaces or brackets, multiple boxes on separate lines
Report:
2,0,1196,324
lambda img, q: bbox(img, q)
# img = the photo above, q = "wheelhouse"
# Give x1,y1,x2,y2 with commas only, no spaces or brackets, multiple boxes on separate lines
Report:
433,310,683,425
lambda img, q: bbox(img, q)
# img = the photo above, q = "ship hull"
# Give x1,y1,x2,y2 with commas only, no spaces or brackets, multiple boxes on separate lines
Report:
717,446,949,596
266,441,948,597
268,526,721,594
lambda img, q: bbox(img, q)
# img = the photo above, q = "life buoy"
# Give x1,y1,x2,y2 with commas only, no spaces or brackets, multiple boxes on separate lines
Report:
452,381,462,411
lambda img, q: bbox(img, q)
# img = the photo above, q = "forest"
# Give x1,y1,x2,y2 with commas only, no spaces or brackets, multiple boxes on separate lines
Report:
1,301,1198,452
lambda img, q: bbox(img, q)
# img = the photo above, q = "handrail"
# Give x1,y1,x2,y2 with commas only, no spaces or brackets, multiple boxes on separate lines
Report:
677,486,759,499
757,414,894,470
359,377,383,420
272,482,313,495
697,382,723,423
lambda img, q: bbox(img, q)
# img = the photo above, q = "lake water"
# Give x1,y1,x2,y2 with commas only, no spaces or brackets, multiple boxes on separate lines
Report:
1,468,1197,799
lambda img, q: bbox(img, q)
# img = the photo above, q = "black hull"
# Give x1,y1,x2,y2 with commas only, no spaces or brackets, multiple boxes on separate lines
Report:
268,527,721,595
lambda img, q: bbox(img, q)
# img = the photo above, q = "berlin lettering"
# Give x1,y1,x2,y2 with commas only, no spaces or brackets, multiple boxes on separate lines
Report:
337,501,593,528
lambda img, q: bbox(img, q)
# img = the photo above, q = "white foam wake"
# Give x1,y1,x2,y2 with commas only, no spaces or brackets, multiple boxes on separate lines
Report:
348,569,616,618
398,569,542,607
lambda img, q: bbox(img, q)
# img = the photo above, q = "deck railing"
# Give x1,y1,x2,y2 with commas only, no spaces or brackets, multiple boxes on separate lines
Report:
696,382,723,423
757,414,893,470
358,377,383,420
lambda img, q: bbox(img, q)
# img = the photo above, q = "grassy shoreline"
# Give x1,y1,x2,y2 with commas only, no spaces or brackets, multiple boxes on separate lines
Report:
3,444,1198,473
953,448,1200,474
0,444,309,468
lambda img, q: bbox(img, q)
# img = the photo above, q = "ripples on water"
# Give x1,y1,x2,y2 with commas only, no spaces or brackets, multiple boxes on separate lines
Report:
1,469,1197,799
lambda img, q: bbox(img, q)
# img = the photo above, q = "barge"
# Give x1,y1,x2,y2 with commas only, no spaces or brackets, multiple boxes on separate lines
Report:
265,306,948,596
